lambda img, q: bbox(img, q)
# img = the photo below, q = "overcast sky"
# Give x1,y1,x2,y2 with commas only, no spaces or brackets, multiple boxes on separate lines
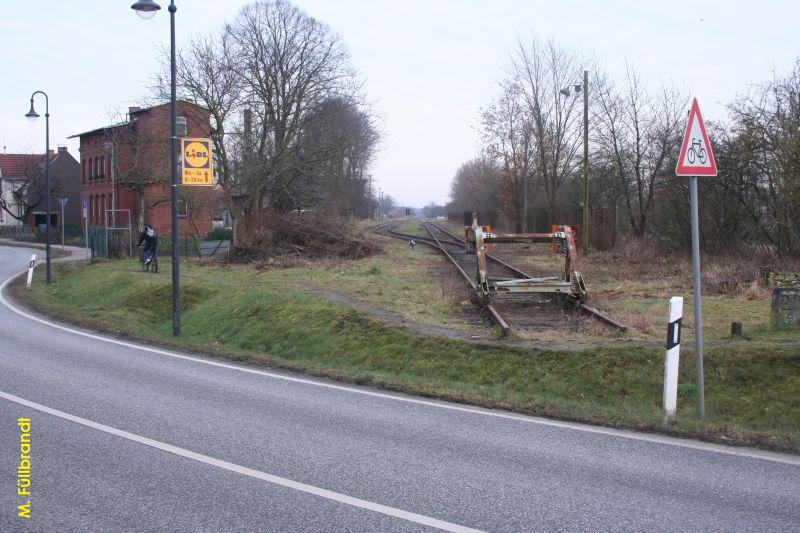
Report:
1,0,797,207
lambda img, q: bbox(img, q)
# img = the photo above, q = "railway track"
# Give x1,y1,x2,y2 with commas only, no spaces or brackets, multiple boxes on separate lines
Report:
374,219,626,336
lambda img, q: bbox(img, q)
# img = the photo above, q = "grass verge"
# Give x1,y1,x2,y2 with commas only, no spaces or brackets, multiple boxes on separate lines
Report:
13,260,800,453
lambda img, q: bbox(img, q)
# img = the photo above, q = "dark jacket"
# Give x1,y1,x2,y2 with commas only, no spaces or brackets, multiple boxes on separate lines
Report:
137,228,159,249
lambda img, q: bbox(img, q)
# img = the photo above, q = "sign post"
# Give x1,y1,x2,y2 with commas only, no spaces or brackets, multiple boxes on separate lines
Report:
82,197,89,259
58,197,68,248
180,137,214,187
675,98,717,419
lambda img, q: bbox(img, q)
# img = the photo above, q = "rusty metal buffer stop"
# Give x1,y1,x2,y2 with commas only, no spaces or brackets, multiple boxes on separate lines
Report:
465,213,587,305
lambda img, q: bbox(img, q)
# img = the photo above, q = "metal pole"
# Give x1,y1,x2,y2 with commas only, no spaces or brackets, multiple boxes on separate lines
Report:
111,142,116,227
31,92,53,283
689,176,705,418
170,0,181,336
61,201,65,247
522,173,528,233
582,69,589,256
84,203,89,260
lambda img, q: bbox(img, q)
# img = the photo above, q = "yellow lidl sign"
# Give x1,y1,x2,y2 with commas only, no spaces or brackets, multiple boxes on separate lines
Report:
181,137,213,186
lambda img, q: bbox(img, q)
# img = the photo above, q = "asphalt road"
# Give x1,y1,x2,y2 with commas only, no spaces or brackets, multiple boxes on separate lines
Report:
0,245,798,532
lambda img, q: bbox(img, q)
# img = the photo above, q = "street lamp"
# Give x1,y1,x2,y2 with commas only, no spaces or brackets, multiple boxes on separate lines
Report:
25,91,52,284
132,0,181,337
561,70,590,256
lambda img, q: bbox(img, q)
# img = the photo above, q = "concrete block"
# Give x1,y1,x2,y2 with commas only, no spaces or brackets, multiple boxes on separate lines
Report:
771,287,800,330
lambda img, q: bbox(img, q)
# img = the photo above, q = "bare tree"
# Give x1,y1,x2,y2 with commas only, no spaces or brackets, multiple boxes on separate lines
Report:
104,112,171,230
481,81,534,230
723,60,800,255
155,0,378,243
593,63,687,236
0,156,56,223
447,156,503,225
511,36,584,227
227,0,360,231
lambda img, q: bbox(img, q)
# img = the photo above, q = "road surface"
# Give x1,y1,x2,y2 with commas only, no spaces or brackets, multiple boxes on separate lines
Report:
0,245,798,532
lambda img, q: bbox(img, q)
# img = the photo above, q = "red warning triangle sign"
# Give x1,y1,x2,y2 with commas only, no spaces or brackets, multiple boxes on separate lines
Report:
676,98,717,176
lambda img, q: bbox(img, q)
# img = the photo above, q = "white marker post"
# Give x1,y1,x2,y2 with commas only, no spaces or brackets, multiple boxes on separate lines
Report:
26,254,37,288
663,296,683,425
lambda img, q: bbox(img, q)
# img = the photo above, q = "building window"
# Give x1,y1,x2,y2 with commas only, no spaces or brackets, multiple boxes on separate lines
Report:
82,159,86,183
178,199,189,218
89,196,94,225
100,156,105,180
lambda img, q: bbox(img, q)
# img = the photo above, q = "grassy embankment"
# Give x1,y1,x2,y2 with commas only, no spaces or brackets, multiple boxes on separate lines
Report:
15,255,800,453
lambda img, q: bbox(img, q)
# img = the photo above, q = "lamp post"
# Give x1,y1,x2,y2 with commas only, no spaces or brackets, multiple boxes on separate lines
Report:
25,91,51,284
132,0,181,336
560,70,590,256
368,174,373,219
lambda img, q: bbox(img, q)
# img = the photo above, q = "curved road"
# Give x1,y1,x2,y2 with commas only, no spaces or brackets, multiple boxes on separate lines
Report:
0,245,798,532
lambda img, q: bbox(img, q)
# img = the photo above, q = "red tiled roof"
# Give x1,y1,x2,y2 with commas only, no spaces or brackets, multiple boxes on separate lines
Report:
0,152,55,179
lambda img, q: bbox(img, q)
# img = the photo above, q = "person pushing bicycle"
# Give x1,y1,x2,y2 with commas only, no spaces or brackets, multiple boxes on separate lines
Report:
137,224,159,265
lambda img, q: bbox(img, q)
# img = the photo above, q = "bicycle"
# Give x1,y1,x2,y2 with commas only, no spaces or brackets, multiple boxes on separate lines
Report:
139,245,159,273
686,138,707,164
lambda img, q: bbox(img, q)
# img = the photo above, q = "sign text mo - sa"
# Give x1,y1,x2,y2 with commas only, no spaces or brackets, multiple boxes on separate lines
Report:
181,137,214,186
675,98,717,177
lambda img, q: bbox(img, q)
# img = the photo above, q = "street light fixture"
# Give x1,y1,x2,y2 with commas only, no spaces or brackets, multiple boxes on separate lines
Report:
561,70,590,256
25,91,52,284
132,0,182,337
131,0,161,19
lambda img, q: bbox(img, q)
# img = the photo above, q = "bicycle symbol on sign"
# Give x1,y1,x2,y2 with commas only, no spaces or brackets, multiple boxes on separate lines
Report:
686,138,707,165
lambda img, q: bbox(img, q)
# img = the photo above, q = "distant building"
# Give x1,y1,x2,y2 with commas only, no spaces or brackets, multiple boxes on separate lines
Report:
69,101,213,237
0,147,80,227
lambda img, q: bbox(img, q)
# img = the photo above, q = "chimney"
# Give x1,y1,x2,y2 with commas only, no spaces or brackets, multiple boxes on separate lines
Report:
48,149,55,158
243,108,252,149
58,146,68,154
128,106,141,115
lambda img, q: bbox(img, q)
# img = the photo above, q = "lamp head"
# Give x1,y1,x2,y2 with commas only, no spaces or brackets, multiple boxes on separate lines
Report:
131,0,161,19
559,88,571,97
25,100,39,121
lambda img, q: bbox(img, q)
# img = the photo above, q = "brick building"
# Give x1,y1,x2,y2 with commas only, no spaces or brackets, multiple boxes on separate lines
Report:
0,147,80,227
70,101,213,237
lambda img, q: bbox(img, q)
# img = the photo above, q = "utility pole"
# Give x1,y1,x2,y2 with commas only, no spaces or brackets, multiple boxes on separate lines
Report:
368,174,373,219
582,69,589,256
522,173,528,233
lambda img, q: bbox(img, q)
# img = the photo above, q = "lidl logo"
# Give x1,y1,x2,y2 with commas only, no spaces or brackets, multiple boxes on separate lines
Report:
180,137,213,186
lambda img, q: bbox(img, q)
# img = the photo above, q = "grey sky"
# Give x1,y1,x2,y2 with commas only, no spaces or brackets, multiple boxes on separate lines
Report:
1,0,797,207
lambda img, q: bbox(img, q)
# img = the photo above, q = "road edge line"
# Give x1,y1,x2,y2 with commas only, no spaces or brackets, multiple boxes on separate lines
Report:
0,389,484,533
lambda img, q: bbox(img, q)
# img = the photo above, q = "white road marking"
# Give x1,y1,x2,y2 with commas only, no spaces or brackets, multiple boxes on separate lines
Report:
1,264,798,467
0,389,483,533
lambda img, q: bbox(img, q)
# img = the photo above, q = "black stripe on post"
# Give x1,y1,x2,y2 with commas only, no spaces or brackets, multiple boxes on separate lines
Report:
667,318,681,350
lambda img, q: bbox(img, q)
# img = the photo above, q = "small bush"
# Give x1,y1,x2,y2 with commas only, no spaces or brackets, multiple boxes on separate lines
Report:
204,227,233,241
